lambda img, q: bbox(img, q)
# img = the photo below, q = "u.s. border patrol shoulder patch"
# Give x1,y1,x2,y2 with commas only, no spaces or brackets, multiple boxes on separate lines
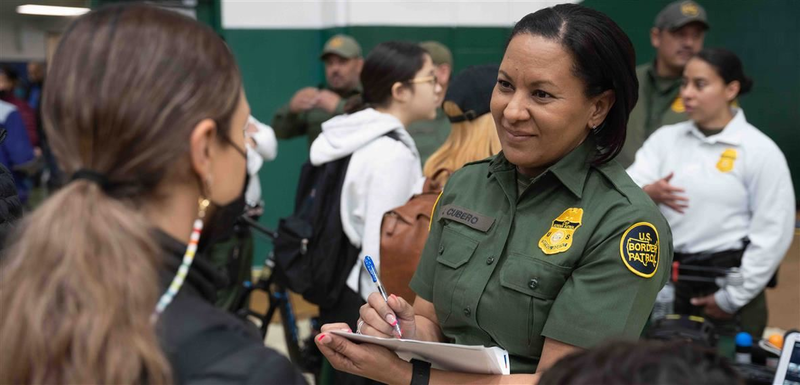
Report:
620,222,659,278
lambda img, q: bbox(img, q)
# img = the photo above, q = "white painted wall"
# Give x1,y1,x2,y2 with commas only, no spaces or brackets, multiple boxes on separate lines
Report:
0,19,48,61
0,14,72,62
222,0,581,29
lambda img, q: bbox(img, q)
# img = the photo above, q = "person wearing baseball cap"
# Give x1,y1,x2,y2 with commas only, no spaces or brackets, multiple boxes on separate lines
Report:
619,0,709,168
423,64,501,185
407,41,454,164
272,34,363,148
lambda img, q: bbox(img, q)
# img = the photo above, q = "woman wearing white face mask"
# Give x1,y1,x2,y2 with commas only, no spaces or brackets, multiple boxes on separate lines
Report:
244,115,277,209
0,5,305,384
627,48,795,340
210,115,277,311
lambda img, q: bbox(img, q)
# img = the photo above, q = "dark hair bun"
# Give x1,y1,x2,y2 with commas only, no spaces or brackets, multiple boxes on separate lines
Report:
739,76,754,95
695,48,753,97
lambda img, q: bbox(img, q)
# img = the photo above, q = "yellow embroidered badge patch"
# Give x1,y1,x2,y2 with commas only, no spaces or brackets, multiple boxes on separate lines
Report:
620,222,659,278
671,96,685,113
329,37,344,48
539,208,583,255
681,2,700,16
716,148,737,173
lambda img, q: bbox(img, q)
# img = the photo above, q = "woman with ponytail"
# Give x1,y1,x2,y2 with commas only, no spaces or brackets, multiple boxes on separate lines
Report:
628,48,794,340
0,4,304,384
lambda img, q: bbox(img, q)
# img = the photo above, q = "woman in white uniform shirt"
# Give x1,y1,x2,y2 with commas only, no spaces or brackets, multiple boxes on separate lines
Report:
627,48,794,338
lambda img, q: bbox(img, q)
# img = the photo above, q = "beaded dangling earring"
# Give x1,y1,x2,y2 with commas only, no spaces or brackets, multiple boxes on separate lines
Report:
152,198,211,321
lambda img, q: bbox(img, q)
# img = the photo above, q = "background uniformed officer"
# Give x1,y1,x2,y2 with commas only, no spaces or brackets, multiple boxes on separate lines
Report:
627,48,795,342
271,34,363,148
407,41,454,164
314,5,673,384
618,0,709,167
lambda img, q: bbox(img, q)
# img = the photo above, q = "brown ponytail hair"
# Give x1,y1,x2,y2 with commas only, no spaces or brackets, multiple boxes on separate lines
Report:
0,4,241,384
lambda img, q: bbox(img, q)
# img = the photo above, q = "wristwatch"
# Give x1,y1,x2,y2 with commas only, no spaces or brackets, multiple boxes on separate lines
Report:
410,359,431,385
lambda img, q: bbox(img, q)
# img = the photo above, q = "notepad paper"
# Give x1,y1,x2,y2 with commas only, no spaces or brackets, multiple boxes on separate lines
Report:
330,331,510,375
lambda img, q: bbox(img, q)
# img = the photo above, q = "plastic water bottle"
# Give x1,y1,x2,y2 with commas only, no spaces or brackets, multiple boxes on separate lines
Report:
651,282,675,321
735,332,753,364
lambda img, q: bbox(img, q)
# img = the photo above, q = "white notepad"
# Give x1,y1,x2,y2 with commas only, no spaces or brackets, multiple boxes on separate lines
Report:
330,331,511,375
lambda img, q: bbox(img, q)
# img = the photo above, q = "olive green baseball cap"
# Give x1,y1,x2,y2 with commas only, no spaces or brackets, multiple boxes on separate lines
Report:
320,34,362,60
655,1,709,31
419,41,453,66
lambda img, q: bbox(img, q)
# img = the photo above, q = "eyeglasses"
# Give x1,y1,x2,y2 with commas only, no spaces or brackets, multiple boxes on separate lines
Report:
406,74,438,86
215,119,248,160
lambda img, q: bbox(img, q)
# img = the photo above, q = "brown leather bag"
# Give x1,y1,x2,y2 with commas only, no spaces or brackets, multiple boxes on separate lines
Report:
380,169,450,303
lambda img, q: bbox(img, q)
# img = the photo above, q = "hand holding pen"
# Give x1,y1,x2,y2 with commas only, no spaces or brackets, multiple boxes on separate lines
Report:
356,256,416,339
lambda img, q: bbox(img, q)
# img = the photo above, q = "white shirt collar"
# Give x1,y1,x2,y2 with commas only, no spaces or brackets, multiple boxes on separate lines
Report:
686,108,747,146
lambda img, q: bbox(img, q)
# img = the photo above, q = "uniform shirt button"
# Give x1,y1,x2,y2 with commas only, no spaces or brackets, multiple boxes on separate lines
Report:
439,246,445,255
464,307,471,316
486,256,495,265
529,278,539,290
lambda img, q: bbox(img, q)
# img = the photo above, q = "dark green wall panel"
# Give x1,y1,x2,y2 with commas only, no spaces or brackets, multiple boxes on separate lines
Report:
345,26,509,71
223,29,324,266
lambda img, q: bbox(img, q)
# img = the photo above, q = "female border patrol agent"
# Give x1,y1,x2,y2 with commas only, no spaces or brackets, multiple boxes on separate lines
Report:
627,48,795,340
314,5,673,384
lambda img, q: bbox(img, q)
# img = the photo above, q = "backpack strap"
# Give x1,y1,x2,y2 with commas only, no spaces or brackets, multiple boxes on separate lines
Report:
385,131,401,141
423,168,452,193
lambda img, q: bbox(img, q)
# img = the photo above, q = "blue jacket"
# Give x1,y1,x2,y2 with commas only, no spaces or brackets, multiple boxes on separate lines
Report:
0,100,34,203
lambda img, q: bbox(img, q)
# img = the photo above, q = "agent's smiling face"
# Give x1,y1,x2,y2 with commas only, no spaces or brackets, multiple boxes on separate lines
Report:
491,34,599,177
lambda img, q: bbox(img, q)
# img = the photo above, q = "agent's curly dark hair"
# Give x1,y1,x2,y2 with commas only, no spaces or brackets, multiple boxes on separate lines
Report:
539,340,743,385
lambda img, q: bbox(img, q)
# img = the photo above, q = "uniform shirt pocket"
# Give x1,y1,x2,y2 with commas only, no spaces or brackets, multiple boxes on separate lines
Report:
433,226,479,323
435,226,478,268
495,254,571,358
500,257,570,299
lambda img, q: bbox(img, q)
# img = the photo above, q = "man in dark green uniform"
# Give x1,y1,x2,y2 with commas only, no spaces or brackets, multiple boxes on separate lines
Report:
407,41,453,164
410,135,673,373
271,34,363,148
618,1,708,167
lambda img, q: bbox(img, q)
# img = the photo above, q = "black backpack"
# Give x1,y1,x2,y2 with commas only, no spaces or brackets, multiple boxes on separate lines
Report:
272,132,400,307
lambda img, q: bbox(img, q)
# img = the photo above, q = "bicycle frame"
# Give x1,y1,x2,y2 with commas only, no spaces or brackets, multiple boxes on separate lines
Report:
233,216,308,370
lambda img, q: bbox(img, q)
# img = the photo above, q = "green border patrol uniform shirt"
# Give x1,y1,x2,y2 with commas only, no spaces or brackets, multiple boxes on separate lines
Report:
407,107,452,165
619,62,688,167
410,136,673,373
271,87,360,148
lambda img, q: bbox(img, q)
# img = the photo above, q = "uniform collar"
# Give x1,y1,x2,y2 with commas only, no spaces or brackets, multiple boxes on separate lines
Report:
687,108,747,146
646,61,682,94
329,84,362,98
489,134,596,199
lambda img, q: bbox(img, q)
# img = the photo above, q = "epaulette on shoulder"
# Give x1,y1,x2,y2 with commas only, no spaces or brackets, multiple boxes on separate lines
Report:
462,157,493,168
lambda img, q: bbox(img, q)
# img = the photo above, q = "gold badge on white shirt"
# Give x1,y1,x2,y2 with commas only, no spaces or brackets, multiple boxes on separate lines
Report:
716,148,737,173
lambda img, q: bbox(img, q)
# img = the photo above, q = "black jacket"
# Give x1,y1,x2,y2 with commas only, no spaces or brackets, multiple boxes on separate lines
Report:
0,163,22,250
155,231,306,385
